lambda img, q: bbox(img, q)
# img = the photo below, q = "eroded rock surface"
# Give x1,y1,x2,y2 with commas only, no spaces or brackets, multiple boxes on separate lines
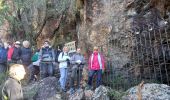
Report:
123,83,170,100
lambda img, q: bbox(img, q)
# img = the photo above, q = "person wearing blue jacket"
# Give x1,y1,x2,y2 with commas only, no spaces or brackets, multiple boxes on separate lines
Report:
69,47,85,95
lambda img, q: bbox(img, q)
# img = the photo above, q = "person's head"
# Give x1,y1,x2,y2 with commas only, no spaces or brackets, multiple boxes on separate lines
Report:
63,46,68,53
7,41,12,48
23,40,30,48
76,47,81,54
9,64,26,81
15,41,21,48
43,40,50,48
93,46,99,53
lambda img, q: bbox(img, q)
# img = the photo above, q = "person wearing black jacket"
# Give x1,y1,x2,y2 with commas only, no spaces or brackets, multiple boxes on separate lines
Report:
11,41,21,64
21,41,32,67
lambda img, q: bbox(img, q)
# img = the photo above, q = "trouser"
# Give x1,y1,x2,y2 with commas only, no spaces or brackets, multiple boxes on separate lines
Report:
0,63,7,74
7,60,21,67
70,65,83,89
28,64,40,81
40,62,54,79
88,69,102,88
59,68,68,90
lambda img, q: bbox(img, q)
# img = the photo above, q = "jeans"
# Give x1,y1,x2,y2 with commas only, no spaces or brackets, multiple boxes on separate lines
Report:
40,62,54,79
59,68,68,90
88,69,102,88
70,65,83,89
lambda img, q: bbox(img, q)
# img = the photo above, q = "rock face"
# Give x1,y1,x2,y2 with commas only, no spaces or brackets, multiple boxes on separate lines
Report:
92,86,110,100
34,77,59,100
24,80,110,100
68,85,110,100
68,88,84,100
84,90,94,100
23,77,62,100
76,0,170,86
123,83,170,100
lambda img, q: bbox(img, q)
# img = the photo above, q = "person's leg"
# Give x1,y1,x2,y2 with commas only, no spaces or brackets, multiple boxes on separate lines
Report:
47,62,53,76
34,65,40,81
63,68,68,91
0,64,6,74
70,65,77,89
87,70,95,87
96,69,102,87
28,64,35,82
40,63,46,79
59,68,65,90
77,66,83,89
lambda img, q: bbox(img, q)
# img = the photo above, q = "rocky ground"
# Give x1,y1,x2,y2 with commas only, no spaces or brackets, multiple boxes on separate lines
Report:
123,83,170,100
22,77,170,100
23,77,110,100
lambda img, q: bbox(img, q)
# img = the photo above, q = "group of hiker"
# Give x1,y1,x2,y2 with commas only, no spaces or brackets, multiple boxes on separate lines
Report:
1,40,105,100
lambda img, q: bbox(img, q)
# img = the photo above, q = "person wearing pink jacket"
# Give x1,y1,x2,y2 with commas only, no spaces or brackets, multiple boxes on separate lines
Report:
87,46,105,89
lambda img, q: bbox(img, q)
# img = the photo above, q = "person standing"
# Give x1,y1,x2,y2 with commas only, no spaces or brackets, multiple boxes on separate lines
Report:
58,46,70,92
21,40,32,68
69,47,85,95
0,42,7,74
39,41,55,79
21,40,32,81
86,46,105,89
11,41,21,64
2,64,26,100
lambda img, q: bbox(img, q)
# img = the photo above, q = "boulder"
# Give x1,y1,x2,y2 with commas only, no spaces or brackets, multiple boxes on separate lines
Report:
92,86,110,100
122,83,170,100
84,90,94,100
23,77,61,100
68,88,84,100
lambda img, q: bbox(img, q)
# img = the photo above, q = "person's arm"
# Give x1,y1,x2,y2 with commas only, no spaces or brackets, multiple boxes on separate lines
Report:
81,55,86,65
88,55,92,70
18,48,22,59
52,49,55,61
101,54,105,70
39,49,43,61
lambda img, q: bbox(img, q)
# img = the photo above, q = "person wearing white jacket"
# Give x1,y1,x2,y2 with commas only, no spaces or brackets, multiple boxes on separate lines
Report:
58,46,70,92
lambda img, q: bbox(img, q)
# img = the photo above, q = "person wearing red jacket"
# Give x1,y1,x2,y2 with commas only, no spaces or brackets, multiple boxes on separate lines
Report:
87,46,105,89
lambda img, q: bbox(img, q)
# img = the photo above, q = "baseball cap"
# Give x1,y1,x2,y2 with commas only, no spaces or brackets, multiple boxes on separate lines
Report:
15,41,21,45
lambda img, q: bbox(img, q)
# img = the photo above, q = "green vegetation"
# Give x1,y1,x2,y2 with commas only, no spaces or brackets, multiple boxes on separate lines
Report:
108,89,127,100
0,73,7,98
0,73,7,85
